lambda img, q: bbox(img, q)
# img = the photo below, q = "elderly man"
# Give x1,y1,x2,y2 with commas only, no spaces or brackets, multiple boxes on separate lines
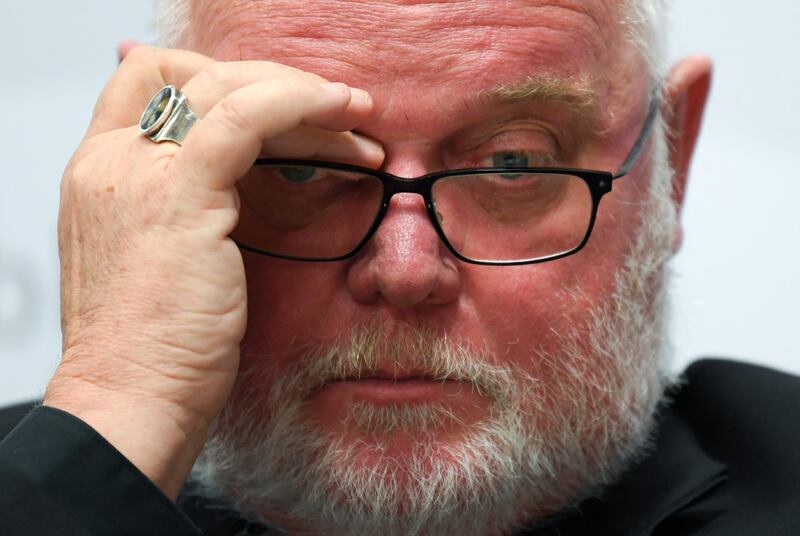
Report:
1,0,798,534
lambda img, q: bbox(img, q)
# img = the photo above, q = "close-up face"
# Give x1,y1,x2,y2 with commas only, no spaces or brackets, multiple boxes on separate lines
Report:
184,0,681,533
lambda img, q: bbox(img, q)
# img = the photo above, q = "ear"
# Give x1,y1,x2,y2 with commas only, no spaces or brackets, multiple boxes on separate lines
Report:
664,54,712,252
117,40,144,64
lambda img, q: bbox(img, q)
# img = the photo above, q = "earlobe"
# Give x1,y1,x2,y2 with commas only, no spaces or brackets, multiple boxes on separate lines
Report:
664,54,713,252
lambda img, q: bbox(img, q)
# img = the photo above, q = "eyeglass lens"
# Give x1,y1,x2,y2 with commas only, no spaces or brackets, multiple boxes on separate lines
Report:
231,164,594,262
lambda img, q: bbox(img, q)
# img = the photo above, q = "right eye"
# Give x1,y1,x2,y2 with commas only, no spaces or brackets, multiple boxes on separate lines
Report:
491,151,530,169
278,166,319,183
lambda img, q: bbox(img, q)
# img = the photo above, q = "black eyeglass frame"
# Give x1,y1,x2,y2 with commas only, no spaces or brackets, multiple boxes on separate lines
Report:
235,89,661,266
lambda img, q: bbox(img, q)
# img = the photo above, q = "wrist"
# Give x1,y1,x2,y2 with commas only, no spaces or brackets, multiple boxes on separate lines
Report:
43,375,210,500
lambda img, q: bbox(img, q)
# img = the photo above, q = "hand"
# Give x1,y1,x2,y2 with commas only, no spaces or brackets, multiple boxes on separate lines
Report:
43,45,383,499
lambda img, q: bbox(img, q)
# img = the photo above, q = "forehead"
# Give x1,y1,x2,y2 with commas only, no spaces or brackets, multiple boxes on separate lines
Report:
189,0,642,134
192,0,630,76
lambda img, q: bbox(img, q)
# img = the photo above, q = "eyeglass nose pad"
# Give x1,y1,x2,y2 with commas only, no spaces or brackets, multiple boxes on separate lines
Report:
374,192,441,248
368,175,440,242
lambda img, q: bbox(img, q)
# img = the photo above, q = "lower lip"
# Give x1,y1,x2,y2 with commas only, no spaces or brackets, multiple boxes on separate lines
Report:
316,378,474,404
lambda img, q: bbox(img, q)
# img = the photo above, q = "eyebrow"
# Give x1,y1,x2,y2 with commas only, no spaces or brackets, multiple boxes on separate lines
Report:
474,75,606,141
478,75,600,130
481,75,599,111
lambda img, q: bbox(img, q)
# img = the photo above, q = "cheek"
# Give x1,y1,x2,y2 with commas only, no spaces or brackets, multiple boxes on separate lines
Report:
240,253,349,366
463,191,645,371
460,260,602,361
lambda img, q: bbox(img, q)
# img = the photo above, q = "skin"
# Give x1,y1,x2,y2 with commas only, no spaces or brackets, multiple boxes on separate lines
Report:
45,0,711,519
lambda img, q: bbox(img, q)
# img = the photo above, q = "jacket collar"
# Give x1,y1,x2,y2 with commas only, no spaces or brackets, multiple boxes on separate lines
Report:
521,405,729,535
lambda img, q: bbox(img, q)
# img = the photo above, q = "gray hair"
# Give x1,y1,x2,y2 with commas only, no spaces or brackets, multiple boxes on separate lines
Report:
623,0,670,80
153,0,670,79
153,0,190,48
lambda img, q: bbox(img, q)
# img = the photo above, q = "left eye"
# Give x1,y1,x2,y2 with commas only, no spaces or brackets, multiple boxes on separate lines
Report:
491,152,530,168
488,152,533,180
278,166,319,182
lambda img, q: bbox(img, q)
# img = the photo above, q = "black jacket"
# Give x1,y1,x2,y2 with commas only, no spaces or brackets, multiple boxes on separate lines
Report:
1,359,798,535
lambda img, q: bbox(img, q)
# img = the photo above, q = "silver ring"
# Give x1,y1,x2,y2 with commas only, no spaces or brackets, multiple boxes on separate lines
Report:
139,85,198,146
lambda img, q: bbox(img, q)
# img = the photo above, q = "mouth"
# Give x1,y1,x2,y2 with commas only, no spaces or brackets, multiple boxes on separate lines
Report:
317,369,470,405
301,364,494,431
339,366,454,383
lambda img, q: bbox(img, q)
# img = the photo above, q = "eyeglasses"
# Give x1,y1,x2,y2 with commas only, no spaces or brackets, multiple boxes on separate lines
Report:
231,90,660,266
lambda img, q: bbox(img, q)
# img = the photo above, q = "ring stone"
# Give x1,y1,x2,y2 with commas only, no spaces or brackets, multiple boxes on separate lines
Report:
139,85,198,145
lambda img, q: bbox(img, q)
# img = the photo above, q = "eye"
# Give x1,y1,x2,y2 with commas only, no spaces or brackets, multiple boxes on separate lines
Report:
491,151,530,168
278,166,318,182
489,152,534,180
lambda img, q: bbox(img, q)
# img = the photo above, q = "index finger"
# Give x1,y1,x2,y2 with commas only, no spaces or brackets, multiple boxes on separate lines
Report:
86,46,214,137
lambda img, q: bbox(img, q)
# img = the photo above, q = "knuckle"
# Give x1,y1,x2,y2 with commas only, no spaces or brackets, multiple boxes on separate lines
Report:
63,152,96,193
265,77,306,101
119,45,159,70
263,61,311,81
63,156,117,205
200,61,231,86
118,46,188,91
267,61,325,83
216,93,254,133
200,61,290,90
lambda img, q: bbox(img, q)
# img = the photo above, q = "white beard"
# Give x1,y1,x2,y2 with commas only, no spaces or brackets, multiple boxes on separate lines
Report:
190,123,678,536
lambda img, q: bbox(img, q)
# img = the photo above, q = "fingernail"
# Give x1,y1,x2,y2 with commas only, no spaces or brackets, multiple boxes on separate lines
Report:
353,132,385,160
320,82,351,95
348,87,373,108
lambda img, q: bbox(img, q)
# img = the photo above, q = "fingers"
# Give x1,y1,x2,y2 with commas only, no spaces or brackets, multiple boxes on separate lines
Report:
87,46,384,192
88,46,214,137
90,50,376,141
261,127,384,167
175,78,382,192
179,62,375,132
311,84,375,132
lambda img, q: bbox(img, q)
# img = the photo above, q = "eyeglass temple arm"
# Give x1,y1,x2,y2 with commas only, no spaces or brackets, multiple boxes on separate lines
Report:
612,86,662,180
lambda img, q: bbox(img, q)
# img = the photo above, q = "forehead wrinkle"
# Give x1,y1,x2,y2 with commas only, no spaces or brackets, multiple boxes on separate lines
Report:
193,0,617,74
191,0,633,140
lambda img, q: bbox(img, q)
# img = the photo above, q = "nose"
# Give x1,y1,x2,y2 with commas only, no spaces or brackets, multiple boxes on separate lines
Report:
346,190,462,308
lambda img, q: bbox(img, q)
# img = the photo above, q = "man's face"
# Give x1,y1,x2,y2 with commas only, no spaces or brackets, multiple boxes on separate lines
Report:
188,0,674,533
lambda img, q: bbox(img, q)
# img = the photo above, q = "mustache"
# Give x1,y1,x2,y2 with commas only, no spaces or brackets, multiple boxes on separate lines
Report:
240,321,530,409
